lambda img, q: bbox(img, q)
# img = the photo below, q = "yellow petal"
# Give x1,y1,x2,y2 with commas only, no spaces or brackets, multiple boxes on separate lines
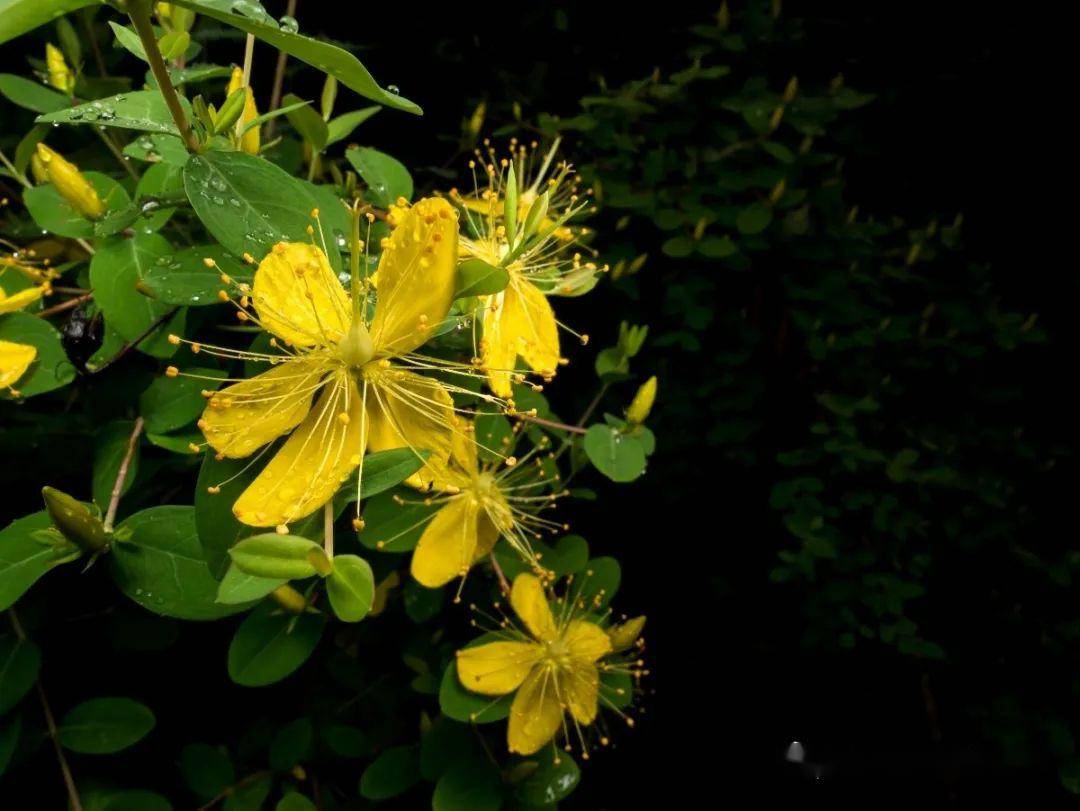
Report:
363,366,454,489
508,668,564,755
481,276,560,397
450,419,479,475
507,277,560,377
369,197,458,357
233,372,365,527
252,243,350,348
562,662,600,725
510,573,557,643
228,68,261,155
480,291,518,399
455,641,540,696
0,340,36,390
410,497,478,587
0,285,46,314
563,619,612,663
473,509,500,560
199,359,326,458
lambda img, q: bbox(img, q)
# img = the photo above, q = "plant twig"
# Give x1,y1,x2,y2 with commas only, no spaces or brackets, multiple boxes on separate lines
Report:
8,610,83,811
88,306,179,374
489,552,510,595
514,412,587,435
266,0,299,137
126,0,199,152
95,128,140,182
323,501,334,558
38,293,92,319
194,770,272,811
103,417,144,532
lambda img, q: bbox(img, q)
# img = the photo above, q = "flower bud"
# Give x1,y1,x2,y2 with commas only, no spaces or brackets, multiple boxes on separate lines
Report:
212,87,248,136
35,144,105,220
607,615,646,652
626,376,657,424
226,67,261,155
45,43,75,95
42,486,109,554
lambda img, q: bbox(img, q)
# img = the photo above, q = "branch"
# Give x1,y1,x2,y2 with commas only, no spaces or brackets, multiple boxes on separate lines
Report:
8,610,83,811
266,0,299,137
38,293,92,319
514,413,587,435
103,417,144,532
489,552,510,595
126,0,199,152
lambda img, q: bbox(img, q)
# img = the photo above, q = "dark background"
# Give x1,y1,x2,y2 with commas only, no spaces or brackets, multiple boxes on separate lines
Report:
2,1,1073,808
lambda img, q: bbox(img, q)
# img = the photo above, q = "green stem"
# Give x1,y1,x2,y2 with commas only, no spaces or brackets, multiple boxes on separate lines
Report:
126,0,199,153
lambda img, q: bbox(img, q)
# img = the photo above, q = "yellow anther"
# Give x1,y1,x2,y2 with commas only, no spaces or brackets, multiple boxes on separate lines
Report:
165,366,179,377
167,334,181,345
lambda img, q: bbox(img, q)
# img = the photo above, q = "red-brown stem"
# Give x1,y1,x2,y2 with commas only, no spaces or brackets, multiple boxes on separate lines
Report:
103,417,144,532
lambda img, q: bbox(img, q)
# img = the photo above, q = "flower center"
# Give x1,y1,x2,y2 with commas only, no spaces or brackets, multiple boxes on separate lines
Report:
336,317,374,368
543,638,573,670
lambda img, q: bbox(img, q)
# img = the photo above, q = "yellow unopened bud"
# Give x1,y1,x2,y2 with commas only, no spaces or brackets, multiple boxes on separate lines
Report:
34,144,105,220
226,67,260,155
29,153,48,185
626,376,657,424
607,615,646,651
45,43,75,95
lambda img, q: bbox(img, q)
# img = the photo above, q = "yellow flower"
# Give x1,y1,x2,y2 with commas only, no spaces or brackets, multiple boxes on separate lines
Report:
449,139,605,398
177,197,497,530
226,67,261,155
456,573,643,755
45,43,75,95
376,421,562,588
0,259,52,395
34,144,105,220
626,375,657,424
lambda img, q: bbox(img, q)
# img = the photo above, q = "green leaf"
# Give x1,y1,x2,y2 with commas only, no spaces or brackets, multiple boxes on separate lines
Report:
359,745,421,800
37,91,194,136
180,743,234,799
455,258,509,298
227,605,325,687
345,146,412,208
578,556,620,609
92,420,141,511
515,749,581,806
58,697,155,754
139,244,251,306
216,563,284,605
0,312,76,398
736,202,773,234
326,107,380,146
326,554,374,622
223,773,272,811
281,93,328,151
0,511,79,611
583,424,647,482
109,506,253,620
229,533,324,580
108,21,148,61
269,717,312,771
420,719,480,781
358,488,437,553
183,149,336,269
195,453,257,579
661,236,693,258
0,74,69,113
139,367,226,434
124,133,189,165
351,447,430,502
89,233,180,357
0,0,98,45
433,759,503,811
24,171,130,239
698,235,738,258
438,641,513,724
276,794,316,811
320,724,371,758
0,636,40,715
0,717,19,776
167,0,421,114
